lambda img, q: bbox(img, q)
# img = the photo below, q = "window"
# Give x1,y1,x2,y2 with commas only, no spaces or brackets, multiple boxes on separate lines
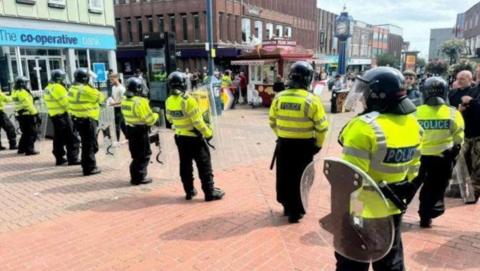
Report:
266,23,273,39
241,18,251,43
254,21,263,41
127,18,133,43
147,16,153,33
115,18,123,43
48,0,65,8
136,17,143,42
181,14,188,41
158,15,164,33
285,27,292,38
193,13,200,41
169,14,176,33
275,25,283,38
16,0,36,4
227,15,232,41
89,0,103,13
219,13,224,41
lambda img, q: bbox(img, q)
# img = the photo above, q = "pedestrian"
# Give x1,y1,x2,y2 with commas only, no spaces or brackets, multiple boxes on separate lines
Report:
165,71,225,201
239,71,248,103
211,71,223,115
231,73,241,108
337,67,422,271
11,76,39,155
413,77,464,228
68,68,105,176
108,73,127,141
269,61,329,223
0,90,17,150
121,77,159,185
273,74,285,93
452,70,480,202
403,69,422,106
43,69,80,166
106,69,114,97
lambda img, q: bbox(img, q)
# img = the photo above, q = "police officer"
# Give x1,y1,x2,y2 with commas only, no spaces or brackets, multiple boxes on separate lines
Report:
44,69,80,166
414,77,464,228
121,77,159,185
165,71,225,201
0,90,17,150
337,67,422,271
269,61,329,223
11,76,39,155
68,68,105,176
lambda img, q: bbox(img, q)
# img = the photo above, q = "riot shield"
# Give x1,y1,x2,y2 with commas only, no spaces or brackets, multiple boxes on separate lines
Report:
190,83,221,149
149,109,167,165
301,157,395,263
96,106,125,168
454,152,477,203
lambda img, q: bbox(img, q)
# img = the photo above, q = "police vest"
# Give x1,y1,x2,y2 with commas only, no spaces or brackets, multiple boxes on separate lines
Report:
0,91,12,112
44,83,69,116
67,84,105,120
269,89,329,147
121,96,159,126
11,89,38,115
340,112,423,217
165,93,212,138
416,104,464,156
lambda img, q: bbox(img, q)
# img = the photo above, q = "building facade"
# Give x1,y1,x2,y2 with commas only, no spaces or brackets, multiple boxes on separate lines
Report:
429,28,455,61
371,25,389,57
114,0,317,74
462,2,480,58
315,8,338,72
347,19,372,71
0,0,117,91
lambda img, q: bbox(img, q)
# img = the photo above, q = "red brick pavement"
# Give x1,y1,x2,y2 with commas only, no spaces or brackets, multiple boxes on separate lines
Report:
1,93,479,270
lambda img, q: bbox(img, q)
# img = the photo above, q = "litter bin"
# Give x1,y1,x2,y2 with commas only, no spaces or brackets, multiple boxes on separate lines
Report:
330,89,350,113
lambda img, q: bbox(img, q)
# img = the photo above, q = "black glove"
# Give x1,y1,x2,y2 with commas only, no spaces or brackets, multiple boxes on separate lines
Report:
442,144,461,161
379,180,417,212
313,146,321,155
206,136,213,142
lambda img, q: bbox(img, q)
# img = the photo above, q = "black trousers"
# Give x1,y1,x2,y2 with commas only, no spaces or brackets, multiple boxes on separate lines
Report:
174,135,214,195
17,114,37,154
276,138,315,216
73,117,98,173
416,155,454,219
0,111,16,147
114,107,127,141
126,125,151,182
51,113,80,163
335,215,405,271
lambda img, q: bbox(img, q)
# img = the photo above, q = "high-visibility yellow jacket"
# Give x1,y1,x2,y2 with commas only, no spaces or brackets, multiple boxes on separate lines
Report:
339,112,423,218
11,88,38,115
0,91,12,112
416,104,464,156
67,84,105,121
165,92,212,138
269,89,329,148
44,83,69,116
121,96,159,126
221,75,232,88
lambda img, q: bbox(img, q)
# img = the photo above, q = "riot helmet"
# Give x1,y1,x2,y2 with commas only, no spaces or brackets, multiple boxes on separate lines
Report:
421,77,448,106
125,77,148,97
74,68,90,84
50,69,67,85
14,76,29,90
287,61,314,90
167,71,187,93
350,67,416,115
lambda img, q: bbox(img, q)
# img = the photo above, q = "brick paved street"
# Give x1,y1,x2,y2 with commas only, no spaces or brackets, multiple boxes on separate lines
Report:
1,92,479,270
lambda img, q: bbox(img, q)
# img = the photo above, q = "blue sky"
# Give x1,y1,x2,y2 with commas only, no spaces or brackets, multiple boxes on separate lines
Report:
317,0,478,58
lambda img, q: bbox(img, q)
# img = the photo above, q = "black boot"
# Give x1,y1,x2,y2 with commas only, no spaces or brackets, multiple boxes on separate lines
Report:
56,158,68,166
0,145,6,151
288,213,304,223
186,188,198,200
131,177,152,186
420,217,432,228
205,187,225,201
84,167,102,176
9,141,17,150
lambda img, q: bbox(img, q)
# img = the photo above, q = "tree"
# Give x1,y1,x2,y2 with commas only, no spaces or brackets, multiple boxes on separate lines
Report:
440,39,466,64
416,57,426,69
376,53,400,68
449,60,477,79
425,60,448,76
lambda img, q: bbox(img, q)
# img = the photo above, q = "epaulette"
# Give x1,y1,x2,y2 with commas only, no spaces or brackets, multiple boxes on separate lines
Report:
359,111,380,124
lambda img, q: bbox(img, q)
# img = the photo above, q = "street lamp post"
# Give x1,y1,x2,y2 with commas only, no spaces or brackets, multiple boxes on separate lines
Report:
206,0,214,77
334,9,352,76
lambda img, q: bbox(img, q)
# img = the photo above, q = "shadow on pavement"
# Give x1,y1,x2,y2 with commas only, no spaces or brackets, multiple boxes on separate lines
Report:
0,152,25,159
299,230,328,247
2,168,82,183
41,180,131,194
0,161,54,172
159,211,288,241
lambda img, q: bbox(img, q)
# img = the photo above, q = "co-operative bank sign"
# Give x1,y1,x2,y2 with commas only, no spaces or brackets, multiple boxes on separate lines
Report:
0,26,116,50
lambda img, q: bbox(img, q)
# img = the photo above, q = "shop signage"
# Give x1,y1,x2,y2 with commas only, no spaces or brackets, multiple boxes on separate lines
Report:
262,39,297,50
245,6,262,16
93,63,106,82
0,26,116,50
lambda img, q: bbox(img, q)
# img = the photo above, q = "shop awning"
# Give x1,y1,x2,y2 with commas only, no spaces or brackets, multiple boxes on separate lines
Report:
231,59,279,65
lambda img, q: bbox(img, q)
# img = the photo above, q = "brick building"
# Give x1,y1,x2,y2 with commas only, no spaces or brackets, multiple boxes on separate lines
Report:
114,0,317,75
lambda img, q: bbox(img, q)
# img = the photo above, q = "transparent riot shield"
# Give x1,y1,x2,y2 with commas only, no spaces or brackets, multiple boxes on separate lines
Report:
301,157,395,263
190,83,221,149
149,109,167,165
454,153,477,203
96,106,125,168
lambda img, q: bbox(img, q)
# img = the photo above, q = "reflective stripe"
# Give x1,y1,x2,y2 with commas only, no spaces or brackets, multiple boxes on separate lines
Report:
370,162,408,174
279,93,305,99
304,93,313,118
269,117,276,122
175,124,194,129
276,115,311,122
343,147,370,160
449,107,457,134
315,127,328,133
276,125,313,133
422,143,453,154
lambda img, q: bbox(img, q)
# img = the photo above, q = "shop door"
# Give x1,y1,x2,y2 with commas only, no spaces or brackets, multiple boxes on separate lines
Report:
26,59,49,91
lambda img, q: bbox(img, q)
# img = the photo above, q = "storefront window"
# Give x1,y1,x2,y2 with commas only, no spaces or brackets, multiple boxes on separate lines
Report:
76,50,88,68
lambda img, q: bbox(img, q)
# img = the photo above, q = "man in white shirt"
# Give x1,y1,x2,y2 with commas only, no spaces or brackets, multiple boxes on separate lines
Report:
108,73,127,141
